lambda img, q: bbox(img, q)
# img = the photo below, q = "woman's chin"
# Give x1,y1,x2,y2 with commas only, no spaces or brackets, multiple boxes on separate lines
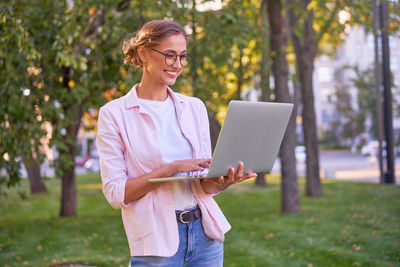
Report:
166,79,178,86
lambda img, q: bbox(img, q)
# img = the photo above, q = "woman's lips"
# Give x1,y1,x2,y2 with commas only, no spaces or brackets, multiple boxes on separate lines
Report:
164,70,179,78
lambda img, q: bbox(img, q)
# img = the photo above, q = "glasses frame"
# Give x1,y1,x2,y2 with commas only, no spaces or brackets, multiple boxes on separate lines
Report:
151,48,190,67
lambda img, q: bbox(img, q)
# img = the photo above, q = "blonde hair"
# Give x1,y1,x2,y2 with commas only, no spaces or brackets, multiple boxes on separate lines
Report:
122,20,188,68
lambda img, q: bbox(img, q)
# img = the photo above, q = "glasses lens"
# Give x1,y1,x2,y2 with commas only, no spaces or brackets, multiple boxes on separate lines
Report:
180,55,188,67
165,54,176,66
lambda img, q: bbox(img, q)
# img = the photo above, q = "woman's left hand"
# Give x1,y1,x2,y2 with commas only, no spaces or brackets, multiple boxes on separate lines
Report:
200,162,257,194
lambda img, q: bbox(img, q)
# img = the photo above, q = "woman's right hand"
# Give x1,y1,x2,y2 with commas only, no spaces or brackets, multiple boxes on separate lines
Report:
170,158,211,174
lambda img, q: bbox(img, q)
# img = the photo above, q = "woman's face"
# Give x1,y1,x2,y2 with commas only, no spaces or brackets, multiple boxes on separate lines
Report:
143,33,187,87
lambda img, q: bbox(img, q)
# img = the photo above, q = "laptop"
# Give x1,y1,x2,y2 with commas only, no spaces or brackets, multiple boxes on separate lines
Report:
149,100,294,182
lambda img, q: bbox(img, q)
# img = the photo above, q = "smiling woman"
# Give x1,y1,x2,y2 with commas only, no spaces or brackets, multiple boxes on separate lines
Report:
96,19,256,266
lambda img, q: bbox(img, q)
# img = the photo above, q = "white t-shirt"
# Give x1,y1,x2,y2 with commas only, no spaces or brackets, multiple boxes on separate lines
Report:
138,95,197,210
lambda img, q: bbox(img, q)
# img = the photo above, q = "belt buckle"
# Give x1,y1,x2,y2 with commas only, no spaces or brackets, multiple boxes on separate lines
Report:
179,210,190,223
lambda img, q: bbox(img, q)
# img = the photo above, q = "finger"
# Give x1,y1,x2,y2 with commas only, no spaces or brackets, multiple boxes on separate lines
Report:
235,162,244,179
249,172,257,177
195,158,209,164
198,158,211,163
227,167,235,183
199,161,210,168
214,176,224,185
191,164,204,171
190,159,206,169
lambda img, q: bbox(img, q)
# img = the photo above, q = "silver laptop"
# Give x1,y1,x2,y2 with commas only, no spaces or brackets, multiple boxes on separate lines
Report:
149,100,293,182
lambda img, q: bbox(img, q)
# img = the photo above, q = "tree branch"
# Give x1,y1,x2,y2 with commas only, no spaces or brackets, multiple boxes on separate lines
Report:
116,0,132,12
75,0,130,56
74,10,105,56
316,0,341,44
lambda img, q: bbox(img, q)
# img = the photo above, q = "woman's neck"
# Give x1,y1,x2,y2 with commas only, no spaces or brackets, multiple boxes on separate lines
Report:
137,75,168,101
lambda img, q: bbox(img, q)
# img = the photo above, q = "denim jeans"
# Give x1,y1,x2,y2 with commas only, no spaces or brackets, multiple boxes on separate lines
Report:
130,215,224,267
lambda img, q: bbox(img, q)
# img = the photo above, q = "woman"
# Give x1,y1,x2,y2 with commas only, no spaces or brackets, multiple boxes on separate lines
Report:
96,19,257,266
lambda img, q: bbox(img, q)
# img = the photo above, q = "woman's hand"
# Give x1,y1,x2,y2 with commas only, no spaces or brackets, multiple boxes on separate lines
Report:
171,158,211,174
200,162,257,194
123,158,210,204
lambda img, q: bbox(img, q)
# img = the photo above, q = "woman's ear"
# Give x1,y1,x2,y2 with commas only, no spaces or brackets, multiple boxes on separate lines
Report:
138,47,147,65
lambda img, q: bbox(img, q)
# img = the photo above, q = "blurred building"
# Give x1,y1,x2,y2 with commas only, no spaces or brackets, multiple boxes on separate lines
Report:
313,26,400,146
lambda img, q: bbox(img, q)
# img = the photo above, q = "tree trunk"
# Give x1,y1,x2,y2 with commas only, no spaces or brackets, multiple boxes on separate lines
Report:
59,157,77,217
236,48,244,100
267,0,299,213
191,0,199,96
59,66,83,217
255,0,271,187
22,155,47,194
287,0,322,197
59,111,83,216
260,0,272,102
372,0,385,183
208,112,221,153
255,172,267,186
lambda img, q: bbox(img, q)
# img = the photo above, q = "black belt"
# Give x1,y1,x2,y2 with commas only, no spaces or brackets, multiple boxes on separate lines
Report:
176,207,201,224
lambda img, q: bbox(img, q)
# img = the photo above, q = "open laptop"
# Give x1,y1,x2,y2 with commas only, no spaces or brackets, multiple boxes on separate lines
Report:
149,100,294,182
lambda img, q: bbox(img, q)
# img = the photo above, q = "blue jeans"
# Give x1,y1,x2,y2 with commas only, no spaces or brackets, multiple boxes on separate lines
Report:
130,216,224,267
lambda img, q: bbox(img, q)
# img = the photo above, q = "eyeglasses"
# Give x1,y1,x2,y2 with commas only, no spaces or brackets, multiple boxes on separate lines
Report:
151,48,190,67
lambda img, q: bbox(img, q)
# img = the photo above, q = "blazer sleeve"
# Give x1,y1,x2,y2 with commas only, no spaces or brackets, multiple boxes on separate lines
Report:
198,99,212,159
96,106,131,209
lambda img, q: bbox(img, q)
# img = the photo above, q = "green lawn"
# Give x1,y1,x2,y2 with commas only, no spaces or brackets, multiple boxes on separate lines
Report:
0,174,399,267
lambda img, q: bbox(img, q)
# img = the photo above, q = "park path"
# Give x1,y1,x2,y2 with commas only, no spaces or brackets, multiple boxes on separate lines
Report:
271,150,400,184
14,149,400,185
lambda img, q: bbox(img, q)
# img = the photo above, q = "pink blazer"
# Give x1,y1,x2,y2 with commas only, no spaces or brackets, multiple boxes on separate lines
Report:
96,84,231,256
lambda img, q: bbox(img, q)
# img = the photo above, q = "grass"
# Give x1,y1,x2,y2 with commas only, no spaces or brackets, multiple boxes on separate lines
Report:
0,174,399,267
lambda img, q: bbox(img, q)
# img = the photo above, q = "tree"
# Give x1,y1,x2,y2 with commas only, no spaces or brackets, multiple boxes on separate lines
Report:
286,0,346,197
254,0,271,186
351,66,386,140
344,0,400,36
47,1,113,216
332,82,364,147
0,1,47,195
286,0,322,197
48,0,158,216
0,0,147,215
266,0,299,213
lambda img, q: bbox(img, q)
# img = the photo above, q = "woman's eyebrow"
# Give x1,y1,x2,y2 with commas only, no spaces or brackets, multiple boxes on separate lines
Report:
164,49,187,54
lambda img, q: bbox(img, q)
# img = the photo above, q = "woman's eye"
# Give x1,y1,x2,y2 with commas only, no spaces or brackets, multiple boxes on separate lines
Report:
166,54,175,59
